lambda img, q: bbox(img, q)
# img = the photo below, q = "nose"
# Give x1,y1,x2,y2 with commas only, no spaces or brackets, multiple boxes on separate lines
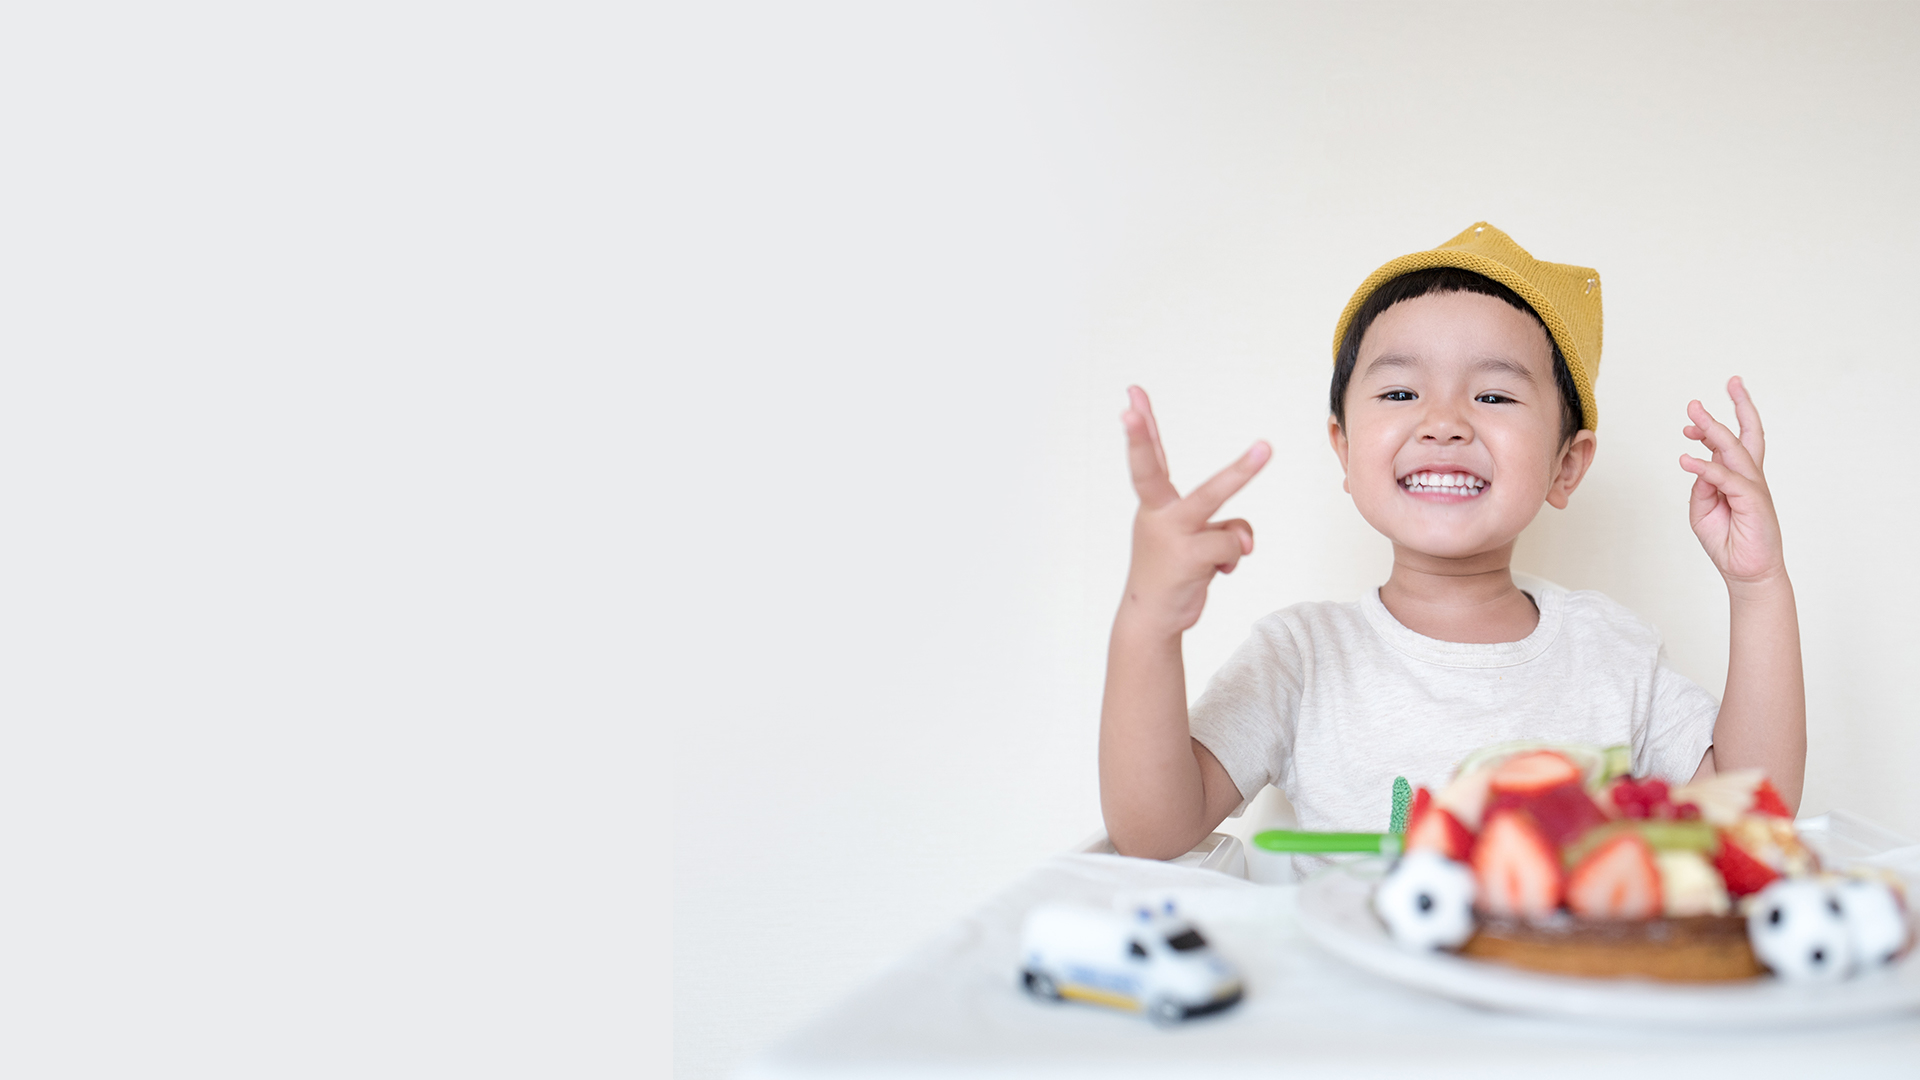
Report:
1417,402,1473,444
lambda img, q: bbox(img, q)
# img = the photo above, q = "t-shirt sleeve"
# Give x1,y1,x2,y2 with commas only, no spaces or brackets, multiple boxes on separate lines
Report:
1187,618,1304,816
1635,648,1719,785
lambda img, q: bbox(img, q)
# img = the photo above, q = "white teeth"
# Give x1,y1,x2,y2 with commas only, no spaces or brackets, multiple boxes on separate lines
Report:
1401,471,1487,495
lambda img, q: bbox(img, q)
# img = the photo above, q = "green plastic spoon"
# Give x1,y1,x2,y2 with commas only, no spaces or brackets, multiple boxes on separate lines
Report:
1252,830,1402,855
1254,774,1414,856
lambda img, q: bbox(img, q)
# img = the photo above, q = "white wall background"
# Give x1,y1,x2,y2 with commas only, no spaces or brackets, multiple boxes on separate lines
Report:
2,5,642,1077
663,3,1920,1077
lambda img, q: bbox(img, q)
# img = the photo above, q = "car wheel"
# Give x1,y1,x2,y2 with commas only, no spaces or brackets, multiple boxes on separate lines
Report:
1023,970,1061,1000
1148,997,1185,1026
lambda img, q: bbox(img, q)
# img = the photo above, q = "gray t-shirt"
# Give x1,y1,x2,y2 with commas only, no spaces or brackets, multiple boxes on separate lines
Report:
1189,581,1720,835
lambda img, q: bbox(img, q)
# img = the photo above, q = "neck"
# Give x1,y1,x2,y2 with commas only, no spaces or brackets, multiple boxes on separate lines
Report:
1378,542,1539,644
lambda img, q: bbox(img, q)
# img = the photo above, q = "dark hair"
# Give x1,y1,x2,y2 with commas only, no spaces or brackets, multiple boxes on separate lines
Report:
1330,267,1584,444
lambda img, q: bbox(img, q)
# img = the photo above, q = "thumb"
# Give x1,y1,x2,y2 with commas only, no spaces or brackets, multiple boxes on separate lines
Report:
1687,473,1720,525
1214,518,1254,556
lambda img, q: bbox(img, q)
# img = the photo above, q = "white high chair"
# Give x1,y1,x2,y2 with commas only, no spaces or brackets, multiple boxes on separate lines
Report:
1076,783,1298,881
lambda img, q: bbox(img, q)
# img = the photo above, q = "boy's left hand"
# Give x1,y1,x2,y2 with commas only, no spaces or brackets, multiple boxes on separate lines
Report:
1679,376,1785,587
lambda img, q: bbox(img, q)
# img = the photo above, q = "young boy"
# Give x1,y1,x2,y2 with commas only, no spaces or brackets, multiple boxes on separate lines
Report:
1099,223,1805,860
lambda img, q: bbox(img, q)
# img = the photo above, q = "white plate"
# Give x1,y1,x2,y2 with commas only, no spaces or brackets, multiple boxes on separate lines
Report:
1295,858,1920,1028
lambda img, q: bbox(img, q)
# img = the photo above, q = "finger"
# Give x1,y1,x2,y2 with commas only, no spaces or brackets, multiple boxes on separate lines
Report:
1213,518,1254,556
1727,376,1766,469
1682,420,1755,466
1678,453,1762,501
1128,386,1170,477
1122,407,1180,508
1179,441,1272,523
1198,529,1245,574
1685,401,1760,481
1687,471,1722,523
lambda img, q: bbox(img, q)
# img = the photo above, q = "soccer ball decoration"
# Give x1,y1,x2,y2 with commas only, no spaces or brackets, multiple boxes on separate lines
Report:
1373,850,1477,950
1745,879,1856,982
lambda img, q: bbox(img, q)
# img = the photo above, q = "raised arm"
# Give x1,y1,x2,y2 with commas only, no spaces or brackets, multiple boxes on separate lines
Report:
1099,387,1269,857
1678,376,1807,809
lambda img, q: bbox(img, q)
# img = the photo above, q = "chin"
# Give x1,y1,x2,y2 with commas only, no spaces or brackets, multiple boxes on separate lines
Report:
1357,510,1513,561
1358,492,1540,554
1390,535,1492,561
1414,542,1504,562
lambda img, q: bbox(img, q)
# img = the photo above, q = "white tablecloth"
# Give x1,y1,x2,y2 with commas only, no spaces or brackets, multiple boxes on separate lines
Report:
742,853,1920,1078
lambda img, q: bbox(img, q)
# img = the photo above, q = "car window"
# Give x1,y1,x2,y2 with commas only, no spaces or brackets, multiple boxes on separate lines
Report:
1165,928,1206,952
1128,940,1148,959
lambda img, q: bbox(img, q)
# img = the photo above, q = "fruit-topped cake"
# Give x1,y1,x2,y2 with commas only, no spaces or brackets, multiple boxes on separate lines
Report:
1371,742,1913,982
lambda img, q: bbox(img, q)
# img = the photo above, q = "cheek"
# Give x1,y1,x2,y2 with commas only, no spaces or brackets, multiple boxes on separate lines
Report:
1351,438,1407,495
1486,436,1557,496
1357,426,1409,474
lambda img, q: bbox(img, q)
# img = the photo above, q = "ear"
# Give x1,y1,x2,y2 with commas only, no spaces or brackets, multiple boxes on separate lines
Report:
1545,429,1598,509
1328,416,1351,494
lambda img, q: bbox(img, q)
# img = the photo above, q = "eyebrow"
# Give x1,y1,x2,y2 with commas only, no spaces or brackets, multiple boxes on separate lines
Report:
1362,353,1538,384
1469,357,1538,384
1363,353,1417,376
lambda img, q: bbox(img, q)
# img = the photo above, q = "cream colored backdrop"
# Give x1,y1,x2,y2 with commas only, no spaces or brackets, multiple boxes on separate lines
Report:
663,3,1920,1076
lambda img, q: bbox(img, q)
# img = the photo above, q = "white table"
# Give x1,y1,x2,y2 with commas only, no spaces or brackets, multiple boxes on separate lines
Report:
742,850,1920,1078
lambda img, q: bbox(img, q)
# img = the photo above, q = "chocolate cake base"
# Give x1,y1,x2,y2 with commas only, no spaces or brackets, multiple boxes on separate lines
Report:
1461,914,1765,982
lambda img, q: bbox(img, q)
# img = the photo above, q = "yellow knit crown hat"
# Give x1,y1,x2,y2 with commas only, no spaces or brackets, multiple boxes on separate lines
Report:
1331,222,1602,430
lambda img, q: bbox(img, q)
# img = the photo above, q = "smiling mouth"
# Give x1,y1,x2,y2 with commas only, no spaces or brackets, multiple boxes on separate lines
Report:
1399,471,1488,497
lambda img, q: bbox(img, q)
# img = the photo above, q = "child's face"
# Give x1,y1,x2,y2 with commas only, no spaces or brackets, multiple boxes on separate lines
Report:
1329,291,1597,564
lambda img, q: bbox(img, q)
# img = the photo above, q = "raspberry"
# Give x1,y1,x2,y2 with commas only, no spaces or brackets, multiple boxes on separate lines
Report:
1608,776,1675,820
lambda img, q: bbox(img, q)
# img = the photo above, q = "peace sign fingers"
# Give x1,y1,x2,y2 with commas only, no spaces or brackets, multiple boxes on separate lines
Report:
1117,386,1270,636
1727,375,1767,470
1683,399,1763,486
1122,386,1180,509
1179,440,1273,524
1676,376,1786,587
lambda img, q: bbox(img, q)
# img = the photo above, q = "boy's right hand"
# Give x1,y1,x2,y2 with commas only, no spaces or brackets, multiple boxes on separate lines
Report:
1120,386,1270,636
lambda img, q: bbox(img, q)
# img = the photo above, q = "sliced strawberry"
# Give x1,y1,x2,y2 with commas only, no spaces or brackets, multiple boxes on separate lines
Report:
1712,830,1781,897
1565,831,1662,918
1488,751,1582,796
1408,785,1433,829
1434,764,1497,830
1484,781,1608,852
1750,779,1792,819
1403,786,1433,833
1472,810,1564,918
1403,803,1475,861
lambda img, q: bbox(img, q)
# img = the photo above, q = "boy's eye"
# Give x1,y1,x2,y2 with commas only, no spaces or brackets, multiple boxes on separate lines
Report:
1379,390,1416,402
1475,393,1514,404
